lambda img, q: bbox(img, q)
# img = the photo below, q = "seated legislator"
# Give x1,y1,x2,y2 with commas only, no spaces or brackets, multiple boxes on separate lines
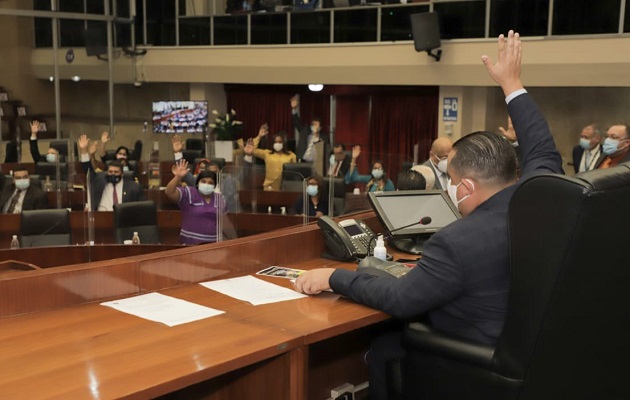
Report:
396,168,427,191
243,124,297,191
296,31,564,399
166,159,232,245
99,131,135,172
595,124,630,169
292,175,329,218
78,135,143,211
1,167,48,213
345,145,396,192
327,143,352,178
29,120,62,163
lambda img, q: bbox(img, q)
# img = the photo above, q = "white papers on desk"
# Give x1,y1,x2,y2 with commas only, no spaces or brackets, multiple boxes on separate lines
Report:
101,292,225,327
200,275,307,305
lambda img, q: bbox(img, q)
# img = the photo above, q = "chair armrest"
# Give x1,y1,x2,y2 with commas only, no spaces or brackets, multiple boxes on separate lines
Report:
402,322,495,369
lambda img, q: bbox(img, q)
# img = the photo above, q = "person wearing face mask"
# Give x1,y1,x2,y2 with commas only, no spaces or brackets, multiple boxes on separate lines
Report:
166,159,233,245
292,175,329,218
595,124,630,169
78,135,144,211
295,31,563,399
1,167,48,213
422,137,453,190
345,145,395,192
290,95,330,166
243,125,297,191
571,124,603,173
28,120,62,164
99,132,135,173
327,144,352,178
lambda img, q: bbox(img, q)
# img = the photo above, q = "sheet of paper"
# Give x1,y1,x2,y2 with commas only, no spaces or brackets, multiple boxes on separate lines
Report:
256,266,305,280
200,275,307,306
101,292,225,327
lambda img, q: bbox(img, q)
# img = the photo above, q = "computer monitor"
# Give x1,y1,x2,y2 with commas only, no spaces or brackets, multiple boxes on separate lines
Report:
368,190,461,254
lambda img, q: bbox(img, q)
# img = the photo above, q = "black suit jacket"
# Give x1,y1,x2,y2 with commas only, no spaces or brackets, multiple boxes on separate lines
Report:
572,144,604,173
0,182,49,213
81,161,144,210
329,93,563,345
328,153,352,177
293,113,330,163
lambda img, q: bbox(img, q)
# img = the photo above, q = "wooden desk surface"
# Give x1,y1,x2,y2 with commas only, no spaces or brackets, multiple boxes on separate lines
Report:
0,259,387,400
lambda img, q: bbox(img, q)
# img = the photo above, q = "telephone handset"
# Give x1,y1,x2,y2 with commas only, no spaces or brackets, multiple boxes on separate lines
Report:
317,216,376,261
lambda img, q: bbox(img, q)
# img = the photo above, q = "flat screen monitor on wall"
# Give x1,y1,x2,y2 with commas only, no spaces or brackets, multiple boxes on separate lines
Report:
152,101,208,133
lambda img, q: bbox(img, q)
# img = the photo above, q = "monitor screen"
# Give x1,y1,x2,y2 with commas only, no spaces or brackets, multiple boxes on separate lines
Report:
368,190,461,236
152,101,208,133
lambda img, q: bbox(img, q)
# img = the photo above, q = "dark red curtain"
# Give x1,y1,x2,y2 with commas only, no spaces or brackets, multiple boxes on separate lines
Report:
368,92,438,185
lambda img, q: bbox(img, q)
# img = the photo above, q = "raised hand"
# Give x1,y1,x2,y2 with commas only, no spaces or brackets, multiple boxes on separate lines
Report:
290,95,299,109
89,140,98,156
171,134,183,153
101,131,110,144
244,138,255,155
481,30,524,96
30,120,40,136
499,116,517,143
351,145,361,160
171,159,189,178
77,134,89,152
258,123,269,137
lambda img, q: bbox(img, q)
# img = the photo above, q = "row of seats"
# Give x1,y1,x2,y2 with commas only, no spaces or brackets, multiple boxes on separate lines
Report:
18,201,161,247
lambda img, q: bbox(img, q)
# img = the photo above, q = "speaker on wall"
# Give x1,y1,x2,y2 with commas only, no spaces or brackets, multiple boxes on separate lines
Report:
83,24,108,57
410,12,442,61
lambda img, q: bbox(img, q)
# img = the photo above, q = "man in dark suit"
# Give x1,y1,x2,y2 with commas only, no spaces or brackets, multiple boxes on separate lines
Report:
290,95,330,166
1,167,48,213
295,31,564,399
572,124,603,173
78,135,143,211
327,143,352,178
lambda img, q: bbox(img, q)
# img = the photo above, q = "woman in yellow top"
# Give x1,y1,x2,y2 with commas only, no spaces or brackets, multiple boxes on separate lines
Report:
244,124,297,191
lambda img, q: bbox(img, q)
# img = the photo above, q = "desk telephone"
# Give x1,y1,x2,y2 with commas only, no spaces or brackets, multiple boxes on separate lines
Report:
318,216,376,261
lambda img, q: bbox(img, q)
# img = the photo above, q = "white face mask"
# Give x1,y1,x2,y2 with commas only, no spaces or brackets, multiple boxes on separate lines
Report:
15,179,30,191
46,153,57,163
273,143,284,152
198,183,215,195
437,158,448,174
447,178,474,209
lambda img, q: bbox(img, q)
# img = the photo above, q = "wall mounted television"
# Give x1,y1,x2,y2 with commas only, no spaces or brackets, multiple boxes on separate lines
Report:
152,101,208,133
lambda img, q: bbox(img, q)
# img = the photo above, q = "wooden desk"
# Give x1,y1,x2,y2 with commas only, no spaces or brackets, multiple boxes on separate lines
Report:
0,211,388,399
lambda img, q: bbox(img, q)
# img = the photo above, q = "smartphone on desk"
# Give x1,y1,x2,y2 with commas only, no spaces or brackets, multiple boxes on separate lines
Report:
318,216,375,261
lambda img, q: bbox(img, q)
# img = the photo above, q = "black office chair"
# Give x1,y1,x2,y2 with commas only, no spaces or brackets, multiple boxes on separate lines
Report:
113,200,161,244
323,177,346,216
186,138,204,152
35,162,68,181
182,149,203,165
19,209,72,248
399,164,630,399
50,140,72,158
281,163,313,192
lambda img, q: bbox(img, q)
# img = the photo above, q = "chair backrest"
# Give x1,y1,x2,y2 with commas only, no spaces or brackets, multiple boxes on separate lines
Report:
281,163,313,192
182,149,203,165
35,162,68,181
494,164,630,398
113,200,161,244
324,177,346,216
19,209,72,248
186,138,204,151
133,139,143,161
50,140,71,157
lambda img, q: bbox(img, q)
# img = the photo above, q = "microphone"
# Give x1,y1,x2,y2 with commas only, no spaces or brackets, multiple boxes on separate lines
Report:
388,216,432,235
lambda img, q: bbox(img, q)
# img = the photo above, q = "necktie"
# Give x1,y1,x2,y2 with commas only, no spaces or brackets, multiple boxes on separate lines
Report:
584,151,591,168
6,190,20,213
113,184,119,205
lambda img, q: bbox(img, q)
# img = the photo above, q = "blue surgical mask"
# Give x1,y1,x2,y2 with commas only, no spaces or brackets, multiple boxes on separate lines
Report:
46,153,57,163
198,183,215,195
447,178,475,208
603,138,621,155
579,138,592,150
15,179,30,191
372,169,384,179
306,184,318,197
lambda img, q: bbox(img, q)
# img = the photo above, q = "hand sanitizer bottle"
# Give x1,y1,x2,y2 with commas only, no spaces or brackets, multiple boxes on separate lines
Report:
131,231,141,245
374,235,387,261
10,235,20,249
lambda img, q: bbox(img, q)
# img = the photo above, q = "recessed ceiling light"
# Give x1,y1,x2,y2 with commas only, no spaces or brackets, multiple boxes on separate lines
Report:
308,84,324,92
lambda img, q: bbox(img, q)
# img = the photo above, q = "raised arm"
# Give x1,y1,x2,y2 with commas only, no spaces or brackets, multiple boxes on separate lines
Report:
29,120,42,163
165,159,189,203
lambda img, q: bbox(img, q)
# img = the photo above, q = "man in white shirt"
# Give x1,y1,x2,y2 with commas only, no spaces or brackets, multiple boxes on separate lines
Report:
572,124,603,173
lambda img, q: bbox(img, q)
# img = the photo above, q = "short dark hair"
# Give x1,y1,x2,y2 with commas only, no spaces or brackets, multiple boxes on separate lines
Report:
397,170,426,190
108,160,124,171
13,166,29,175
450,131,517,185
333,143,346,151
196,170,217,186
115,146,129,156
